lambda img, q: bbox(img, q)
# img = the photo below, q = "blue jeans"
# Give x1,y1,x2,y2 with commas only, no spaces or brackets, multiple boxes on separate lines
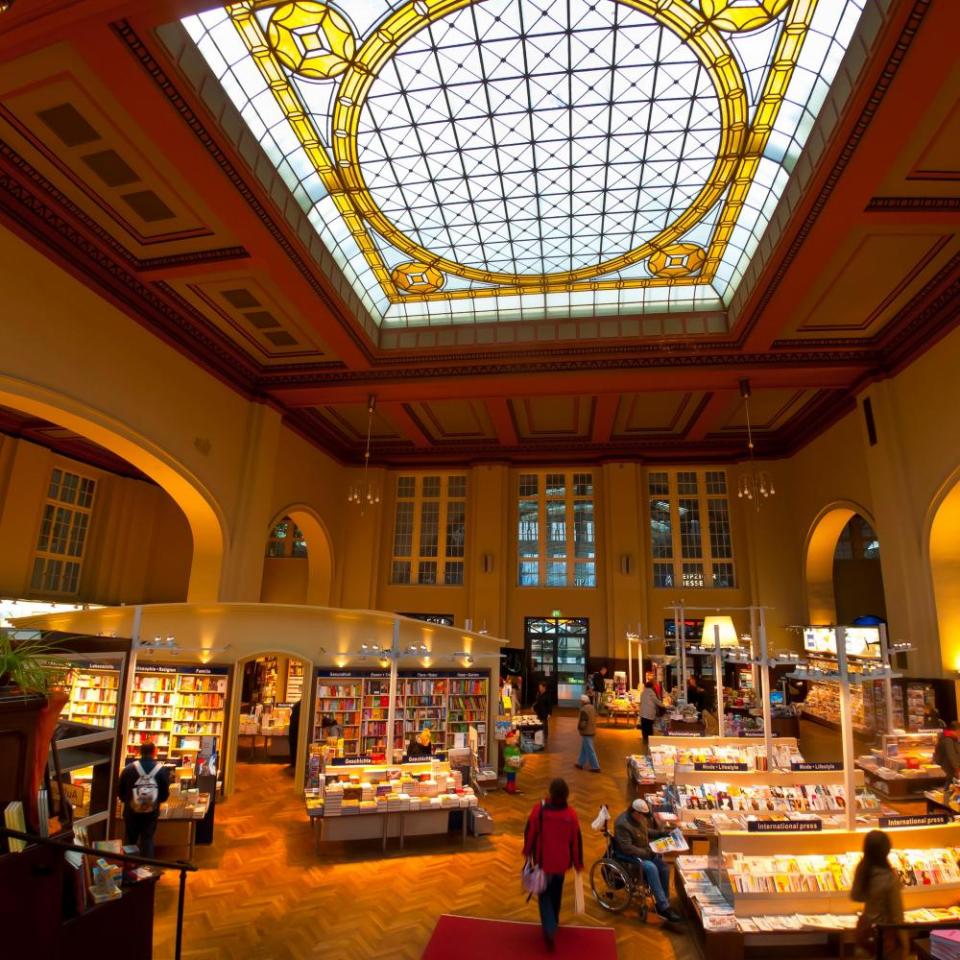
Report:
538,872,565,940
630,855,671,911
577,735,600,770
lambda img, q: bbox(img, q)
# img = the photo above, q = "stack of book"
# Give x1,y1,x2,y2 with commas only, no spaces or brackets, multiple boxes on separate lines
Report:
931,929,960,959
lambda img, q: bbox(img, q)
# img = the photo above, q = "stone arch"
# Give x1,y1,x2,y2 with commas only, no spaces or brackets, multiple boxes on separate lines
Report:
262,504,334,606
0,375,227,601
927,467,960,672
804,500,876,623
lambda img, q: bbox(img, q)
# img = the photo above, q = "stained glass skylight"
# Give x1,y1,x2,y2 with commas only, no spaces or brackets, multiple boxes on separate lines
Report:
183,0,867,327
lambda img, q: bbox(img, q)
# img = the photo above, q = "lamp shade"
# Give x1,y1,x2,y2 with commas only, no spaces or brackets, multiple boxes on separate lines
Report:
702,615,738,648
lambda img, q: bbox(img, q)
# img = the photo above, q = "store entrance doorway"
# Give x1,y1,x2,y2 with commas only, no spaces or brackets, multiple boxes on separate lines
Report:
237,654,307,766
525,617,589,707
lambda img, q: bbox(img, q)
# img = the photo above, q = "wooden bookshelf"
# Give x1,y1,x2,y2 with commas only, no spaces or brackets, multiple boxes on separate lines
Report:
312,669,490,762
125,664,230,776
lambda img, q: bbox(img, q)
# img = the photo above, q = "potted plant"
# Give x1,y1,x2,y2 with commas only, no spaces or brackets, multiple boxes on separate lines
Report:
0,630,70,831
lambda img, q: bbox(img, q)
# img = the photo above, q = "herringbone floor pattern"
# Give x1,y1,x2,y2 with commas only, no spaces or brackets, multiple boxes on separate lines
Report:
153,716,699,960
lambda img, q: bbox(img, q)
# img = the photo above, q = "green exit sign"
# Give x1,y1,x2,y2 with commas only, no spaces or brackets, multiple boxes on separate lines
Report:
551,610,562,618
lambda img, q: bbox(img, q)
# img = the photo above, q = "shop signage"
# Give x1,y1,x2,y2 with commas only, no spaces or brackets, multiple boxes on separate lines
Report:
747,819,822,833
400,752,447,764
694,762,748,772
879,814,949,828
315,669,484,680
135,664,228,676
330,756,374,766
790,762,843,772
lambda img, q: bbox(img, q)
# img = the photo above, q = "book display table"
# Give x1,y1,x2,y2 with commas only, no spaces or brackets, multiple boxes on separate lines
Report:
675,822,960,960
304,757,479,854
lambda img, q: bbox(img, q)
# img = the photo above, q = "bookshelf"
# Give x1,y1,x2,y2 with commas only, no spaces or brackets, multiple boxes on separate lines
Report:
286,660,304,702
312,669,490,762
61,662,121,729
315,676,363,756
125,665,230,774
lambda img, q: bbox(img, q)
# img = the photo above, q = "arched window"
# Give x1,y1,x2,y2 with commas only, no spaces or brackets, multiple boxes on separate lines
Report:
266,517,307,558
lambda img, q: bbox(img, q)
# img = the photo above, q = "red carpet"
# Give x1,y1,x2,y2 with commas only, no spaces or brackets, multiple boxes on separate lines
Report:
422,915,617,959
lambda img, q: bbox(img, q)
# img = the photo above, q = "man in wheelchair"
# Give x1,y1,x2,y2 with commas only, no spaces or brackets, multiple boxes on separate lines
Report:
613,798,682,922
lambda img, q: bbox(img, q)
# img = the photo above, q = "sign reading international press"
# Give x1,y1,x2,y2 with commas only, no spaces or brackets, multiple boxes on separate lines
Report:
879,814,950,829
747,819,823,833
790,762,843,772
693,762,749,772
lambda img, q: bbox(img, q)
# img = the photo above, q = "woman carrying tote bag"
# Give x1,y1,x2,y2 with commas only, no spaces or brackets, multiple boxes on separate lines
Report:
522,778,584,951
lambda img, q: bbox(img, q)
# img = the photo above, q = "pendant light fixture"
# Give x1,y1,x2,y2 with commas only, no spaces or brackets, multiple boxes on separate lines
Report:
736,378,775,508
347,395,381,511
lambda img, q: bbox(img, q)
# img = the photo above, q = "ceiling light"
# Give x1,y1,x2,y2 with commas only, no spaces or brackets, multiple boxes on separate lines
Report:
348,395,381,509
736,379,775,508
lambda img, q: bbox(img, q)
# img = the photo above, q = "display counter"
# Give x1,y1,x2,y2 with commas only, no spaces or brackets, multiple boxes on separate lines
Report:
304,757,479,853
113,792,211,859
856,732,946,798
676,822,960,959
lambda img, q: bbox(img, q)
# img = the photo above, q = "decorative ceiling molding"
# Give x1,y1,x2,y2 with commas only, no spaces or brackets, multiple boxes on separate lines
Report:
732,0,933,347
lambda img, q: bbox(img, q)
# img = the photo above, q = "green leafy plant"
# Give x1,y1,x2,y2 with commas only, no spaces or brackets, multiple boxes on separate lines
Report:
0,631,69,694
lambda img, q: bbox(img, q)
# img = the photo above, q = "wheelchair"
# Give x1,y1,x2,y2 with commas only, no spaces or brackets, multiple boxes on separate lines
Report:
589,826,657,919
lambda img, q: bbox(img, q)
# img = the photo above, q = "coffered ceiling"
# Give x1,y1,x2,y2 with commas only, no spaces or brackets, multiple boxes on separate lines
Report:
0,0,957,467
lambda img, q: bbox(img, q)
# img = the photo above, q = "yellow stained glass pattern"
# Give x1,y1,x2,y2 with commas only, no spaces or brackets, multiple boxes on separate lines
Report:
184,0,867,324
266,2,355,80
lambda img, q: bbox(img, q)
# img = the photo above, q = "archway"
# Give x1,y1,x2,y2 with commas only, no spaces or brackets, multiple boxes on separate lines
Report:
0,376,227,601
260,505,334,606
805,501,882,623
226,648,312,796
929,470,960,672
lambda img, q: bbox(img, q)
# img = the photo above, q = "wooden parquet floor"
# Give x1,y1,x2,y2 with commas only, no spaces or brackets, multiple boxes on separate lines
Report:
153,715,700,960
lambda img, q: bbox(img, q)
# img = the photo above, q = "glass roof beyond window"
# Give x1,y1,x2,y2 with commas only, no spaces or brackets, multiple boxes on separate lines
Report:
184,0,866,327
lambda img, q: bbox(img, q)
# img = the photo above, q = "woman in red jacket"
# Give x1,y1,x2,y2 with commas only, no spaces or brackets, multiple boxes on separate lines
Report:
522,778,584,951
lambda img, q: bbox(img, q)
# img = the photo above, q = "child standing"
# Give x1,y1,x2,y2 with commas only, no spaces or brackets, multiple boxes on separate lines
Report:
503,728,522,793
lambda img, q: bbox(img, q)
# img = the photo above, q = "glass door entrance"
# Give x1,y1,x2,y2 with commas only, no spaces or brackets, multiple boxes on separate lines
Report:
525,617,589,707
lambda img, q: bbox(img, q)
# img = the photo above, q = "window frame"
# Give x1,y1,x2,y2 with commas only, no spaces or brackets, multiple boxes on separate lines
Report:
31,467,97,597
389,474,468,586
516,470,596,588
645,469,736,590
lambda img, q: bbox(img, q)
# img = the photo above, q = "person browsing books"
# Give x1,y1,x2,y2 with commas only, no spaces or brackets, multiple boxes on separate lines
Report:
613,798,681,921
850,829,908,959
117,742,170,859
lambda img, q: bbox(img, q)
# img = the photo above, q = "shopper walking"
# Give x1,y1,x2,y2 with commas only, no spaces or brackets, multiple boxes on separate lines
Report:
639,680,664,743
851,830,908,959
117,742,170,859
522,778,584,951
532,681,553,745
590,664,608,707
613,798,682,921
574,693,600,772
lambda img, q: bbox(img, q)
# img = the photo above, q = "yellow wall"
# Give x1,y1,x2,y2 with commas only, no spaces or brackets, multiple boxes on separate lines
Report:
0,435,191,603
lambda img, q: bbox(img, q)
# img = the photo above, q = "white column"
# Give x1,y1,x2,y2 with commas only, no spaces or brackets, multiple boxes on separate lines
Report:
836,626,858,832
879,622,896,733
759,607,773,765
749,606,760,697
677,604,687,689
386,619,400,762
714,623,725,738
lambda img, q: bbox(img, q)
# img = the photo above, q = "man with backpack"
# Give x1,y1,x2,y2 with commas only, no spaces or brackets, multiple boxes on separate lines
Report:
118,742,171,858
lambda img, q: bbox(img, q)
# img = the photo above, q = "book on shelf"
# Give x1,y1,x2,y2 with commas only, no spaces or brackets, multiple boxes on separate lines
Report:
3,801,26,852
